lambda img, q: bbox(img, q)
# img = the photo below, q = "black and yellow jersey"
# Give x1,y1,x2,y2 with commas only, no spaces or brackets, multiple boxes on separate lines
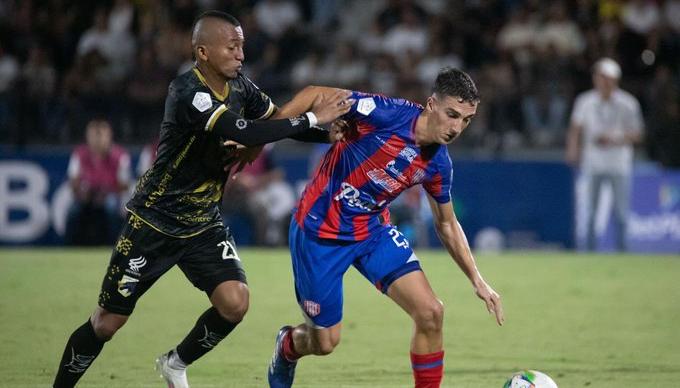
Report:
126,67,276,237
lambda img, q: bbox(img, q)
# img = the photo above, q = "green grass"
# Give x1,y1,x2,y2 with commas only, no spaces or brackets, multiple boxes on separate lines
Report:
1,248,679,387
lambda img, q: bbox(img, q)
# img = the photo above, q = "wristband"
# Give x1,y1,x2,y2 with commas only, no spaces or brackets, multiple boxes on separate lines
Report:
305,112,318,127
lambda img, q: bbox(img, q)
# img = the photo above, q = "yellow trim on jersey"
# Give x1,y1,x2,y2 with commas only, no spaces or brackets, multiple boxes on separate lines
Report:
192,67,229,102
257,100,277,120
205,104,228,131
124,207,220,239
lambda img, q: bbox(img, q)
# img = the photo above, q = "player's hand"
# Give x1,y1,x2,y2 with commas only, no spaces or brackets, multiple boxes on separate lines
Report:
223,141,263,179
329,119,350,142
311,90,355,125
473,279,504,326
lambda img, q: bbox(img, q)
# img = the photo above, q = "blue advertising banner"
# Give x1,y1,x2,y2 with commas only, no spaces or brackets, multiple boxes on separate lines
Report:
574,163,680,254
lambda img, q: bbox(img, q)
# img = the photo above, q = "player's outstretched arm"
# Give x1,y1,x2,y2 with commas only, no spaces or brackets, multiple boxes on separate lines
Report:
210,90,353,147
426,195,504,326
272,86,348,119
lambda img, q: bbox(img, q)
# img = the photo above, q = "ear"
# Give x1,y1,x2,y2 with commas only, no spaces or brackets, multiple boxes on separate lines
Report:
426,96,435,112
195,46,208,61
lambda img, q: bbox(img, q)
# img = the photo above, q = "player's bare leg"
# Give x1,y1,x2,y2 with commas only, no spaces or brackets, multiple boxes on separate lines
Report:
157,280,249,388
291,322,341,356
388,270,445,388
268,321,341,387
52,307,129,388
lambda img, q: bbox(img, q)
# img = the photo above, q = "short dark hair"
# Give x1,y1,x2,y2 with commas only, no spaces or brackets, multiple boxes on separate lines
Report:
193,10,240,27
432,67,480,104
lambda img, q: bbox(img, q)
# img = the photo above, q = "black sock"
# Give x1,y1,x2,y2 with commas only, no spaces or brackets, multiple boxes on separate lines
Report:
53,319,106,388
175,307,239,365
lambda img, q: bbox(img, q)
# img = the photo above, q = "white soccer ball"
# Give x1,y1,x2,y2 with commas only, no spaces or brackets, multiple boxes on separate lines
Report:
503,370,558,388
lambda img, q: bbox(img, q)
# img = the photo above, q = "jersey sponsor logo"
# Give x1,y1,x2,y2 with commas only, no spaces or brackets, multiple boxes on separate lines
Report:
398,147,417,162
235,118,248,130
192,92,213,112
117,275,139,297
334,182,386,211
386,160,403,178
357,97,376,115
128,255,147,273
217,240,240,260
367,168,401,193
303,300,321,317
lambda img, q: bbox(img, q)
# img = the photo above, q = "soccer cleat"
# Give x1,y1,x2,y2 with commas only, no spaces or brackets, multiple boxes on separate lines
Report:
155,351,189,388
268,326,297,388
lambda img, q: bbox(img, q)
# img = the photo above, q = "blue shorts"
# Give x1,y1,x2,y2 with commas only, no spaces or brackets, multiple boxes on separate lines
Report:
289,220,422,328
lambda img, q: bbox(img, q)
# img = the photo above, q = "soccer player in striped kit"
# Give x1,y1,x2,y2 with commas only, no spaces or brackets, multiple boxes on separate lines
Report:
267,68,505,388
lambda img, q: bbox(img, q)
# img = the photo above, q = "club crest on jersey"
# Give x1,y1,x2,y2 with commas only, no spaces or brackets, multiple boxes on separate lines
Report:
357,97,376,115
303,300,321,317
192,92,212,112
367,168,401,193
117,275,139,297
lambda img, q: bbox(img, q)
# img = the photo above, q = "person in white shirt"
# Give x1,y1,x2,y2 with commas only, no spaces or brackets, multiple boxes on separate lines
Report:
566,58,644,251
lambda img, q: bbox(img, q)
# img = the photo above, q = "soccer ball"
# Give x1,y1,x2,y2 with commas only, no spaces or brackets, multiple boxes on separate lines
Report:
503,370,558,388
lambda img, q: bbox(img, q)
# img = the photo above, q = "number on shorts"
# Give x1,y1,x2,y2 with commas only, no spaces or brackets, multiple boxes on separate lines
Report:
217,240,240,260
389,228,409,249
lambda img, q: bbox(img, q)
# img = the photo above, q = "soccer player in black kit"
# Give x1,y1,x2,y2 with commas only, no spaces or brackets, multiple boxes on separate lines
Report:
52,11,352,388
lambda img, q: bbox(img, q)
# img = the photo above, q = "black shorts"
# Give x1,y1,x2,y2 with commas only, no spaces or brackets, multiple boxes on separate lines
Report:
98,213,246,315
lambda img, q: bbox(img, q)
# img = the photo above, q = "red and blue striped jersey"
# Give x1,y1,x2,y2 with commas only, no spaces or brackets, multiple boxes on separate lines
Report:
294,91,453,241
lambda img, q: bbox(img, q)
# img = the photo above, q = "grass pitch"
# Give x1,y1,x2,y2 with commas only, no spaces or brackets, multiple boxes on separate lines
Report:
1,248,679,387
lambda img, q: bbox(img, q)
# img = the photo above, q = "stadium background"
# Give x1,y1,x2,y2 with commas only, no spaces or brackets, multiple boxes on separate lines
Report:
0,1,679,387
1,0,679,251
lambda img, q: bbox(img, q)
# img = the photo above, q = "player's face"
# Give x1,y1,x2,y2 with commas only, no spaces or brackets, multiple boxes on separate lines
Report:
427,94,477,144
208,23,245,79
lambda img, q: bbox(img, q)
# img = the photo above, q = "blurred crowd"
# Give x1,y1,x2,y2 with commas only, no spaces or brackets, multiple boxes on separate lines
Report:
0,0,678,163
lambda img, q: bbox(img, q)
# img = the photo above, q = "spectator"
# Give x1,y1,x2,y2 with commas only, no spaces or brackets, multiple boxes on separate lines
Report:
646,65,680,168
566,58,644,252
0,42,19,142
126,46,171,141
65,118,131,245
383,7,429,62
19,44,59,142
253,0,301,40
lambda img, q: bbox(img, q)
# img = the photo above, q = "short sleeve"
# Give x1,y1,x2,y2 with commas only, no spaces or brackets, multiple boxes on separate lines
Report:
423,155,452,204
627,97,644,133
570,94,587,127
171,82,222,130
240,75,276,120
343,91,404,128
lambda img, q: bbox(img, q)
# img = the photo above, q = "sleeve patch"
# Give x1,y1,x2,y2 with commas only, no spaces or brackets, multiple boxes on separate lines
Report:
192,92,213,112
357,97,376,116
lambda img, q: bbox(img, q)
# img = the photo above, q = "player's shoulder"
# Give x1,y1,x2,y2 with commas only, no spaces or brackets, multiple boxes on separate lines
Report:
351,92,422,124
170,69,211,101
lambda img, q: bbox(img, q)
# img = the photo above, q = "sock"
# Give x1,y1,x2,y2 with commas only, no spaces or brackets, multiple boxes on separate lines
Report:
175,307,239,365
53,319,106,388
410,350,444,388
281,328,300,362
